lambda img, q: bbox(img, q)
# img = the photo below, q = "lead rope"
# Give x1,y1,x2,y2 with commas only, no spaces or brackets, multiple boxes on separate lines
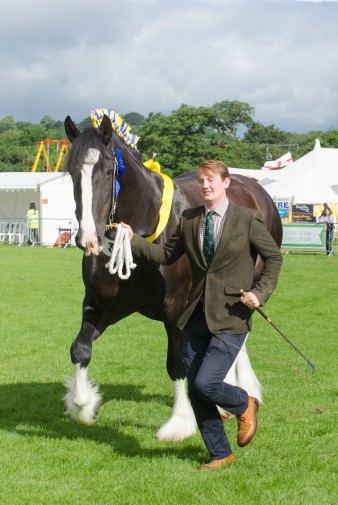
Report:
105,224,136,279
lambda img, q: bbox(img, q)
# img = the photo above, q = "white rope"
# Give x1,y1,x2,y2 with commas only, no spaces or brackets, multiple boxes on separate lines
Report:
105,224,136,279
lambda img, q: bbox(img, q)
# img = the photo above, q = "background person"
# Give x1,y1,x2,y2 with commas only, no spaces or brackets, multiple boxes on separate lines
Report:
26,202,39,244
121,159,282,470
318,206,334,255
320,203,328,217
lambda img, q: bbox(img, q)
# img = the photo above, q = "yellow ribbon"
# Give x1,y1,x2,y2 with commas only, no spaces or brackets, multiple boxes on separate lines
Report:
143,159,174,242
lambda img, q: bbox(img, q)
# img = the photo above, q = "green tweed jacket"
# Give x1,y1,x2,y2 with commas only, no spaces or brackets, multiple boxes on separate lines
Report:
131,202,283,334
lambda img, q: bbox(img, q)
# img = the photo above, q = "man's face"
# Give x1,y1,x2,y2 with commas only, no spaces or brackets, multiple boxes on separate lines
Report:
196,169,230,208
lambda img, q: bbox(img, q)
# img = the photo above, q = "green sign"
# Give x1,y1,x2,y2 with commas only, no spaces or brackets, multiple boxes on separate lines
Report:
282,224,326,248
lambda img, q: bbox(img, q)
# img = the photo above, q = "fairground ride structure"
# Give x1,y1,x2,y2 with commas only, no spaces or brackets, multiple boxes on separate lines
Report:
31,139,69,172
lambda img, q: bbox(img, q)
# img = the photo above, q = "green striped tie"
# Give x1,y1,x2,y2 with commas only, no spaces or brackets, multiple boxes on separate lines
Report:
203,210,215,264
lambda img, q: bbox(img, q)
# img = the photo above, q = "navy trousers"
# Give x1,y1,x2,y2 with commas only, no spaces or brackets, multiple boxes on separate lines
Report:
183,304,249,460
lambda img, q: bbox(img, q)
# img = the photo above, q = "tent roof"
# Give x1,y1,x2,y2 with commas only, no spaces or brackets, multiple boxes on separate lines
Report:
229,167,267,180
258,140,338,204
0,172,66,191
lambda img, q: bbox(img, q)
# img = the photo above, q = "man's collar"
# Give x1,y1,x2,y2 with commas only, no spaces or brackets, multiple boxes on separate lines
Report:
204,197,229,217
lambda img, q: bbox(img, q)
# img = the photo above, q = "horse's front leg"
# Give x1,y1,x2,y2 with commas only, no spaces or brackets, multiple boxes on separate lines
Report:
155,323,197,441
64,307,107,425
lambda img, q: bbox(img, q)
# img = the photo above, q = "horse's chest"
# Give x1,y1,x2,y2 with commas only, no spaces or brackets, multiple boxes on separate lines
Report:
83,260,120,298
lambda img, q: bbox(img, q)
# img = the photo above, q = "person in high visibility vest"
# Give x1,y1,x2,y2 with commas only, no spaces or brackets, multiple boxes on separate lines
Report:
26,202,39,244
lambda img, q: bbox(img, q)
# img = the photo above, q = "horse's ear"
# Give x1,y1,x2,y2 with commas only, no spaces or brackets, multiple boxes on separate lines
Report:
64,116,80,142
100,115,113,146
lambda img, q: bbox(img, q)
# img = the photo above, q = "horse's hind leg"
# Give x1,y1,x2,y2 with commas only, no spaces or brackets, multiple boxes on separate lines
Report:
234,339,263,403
156,324,197,441
217,335,263,421
64,313,106,425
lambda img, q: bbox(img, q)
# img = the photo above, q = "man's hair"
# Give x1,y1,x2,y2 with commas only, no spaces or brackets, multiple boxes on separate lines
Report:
197,160,230,180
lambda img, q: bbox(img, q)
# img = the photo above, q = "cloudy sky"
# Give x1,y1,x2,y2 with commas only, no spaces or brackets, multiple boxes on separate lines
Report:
1,0,337,132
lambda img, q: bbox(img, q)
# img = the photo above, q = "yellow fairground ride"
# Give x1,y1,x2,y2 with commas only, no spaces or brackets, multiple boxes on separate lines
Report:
31,139,69,172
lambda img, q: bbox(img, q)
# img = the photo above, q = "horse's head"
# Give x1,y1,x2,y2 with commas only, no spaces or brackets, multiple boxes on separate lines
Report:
65,115,115,256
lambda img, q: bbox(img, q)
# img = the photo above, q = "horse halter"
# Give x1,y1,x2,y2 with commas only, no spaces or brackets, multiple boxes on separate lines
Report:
106,153,119,231
106,147,127,232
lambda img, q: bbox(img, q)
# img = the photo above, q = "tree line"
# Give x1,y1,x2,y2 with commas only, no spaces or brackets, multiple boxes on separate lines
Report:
1,100,337,177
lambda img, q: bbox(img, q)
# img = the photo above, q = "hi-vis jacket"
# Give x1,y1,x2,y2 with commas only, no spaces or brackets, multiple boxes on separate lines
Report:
27,209,39,229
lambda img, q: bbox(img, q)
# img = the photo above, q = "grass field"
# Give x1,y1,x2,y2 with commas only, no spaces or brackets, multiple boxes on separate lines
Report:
0,246,337,505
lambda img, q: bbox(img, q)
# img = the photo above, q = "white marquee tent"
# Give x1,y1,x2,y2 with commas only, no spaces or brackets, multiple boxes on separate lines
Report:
258,140,338,205
229,167,267,180
0,172,76,245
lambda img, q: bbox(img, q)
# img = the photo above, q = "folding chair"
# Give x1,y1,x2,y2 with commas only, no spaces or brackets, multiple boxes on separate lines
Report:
15,223,26,246
6,223,17,244
0,222,9,243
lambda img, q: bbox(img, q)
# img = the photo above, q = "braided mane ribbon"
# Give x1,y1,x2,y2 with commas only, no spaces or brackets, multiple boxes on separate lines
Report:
91,108,139,148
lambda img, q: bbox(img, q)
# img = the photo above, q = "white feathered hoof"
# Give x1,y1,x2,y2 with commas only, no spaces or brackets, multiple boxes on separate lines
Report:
156,410,197,442
63,378,102,426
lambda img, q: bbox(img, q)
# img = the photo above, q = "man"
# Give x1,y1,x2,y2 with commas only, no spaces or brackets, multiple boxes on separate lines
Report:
26,202,39,244
122,160,282,470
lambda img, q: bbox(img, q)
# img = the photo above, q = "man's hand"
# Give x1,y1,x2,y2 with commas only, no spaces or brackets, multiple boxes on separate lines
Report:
240,289,260,310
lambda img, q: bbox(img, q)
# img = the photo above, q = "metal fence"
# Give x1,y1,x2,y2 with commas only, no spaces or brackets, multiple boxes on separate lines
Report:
1,218,337,255
0,218,78,247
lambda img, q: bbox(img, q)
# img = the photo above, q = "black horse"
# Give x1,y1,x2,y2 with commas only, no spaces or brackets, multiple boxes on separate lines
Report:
63,112,283,440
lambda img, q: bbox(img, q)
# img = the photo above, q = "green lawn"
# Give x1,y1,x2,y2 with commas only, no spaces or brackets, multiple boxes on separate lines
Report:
0,246,337,505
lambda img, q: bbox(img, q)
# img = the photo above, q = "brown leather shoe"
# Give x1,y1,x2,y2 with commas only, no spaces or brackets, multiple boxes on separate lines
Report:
199,453,235,470
237,396,259,447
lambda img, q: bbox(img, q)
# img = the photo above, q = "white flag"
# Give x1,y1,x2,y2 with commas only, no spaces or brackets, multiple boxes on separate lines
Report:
262,152,293,170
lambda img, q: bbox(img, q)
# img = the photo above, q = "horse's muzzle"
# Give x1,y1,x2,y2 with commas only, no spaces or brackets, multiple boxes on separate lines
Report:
75,233,103,256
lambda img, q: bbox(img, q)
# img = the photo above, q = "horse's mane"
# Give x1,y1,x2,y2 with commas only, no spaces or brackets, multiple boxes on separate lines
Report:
65,127,104,180
65,109,142,182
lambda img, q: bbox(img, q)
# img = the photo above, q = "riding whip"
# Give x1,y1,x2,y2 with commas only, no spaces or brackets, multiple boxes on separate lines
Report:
240,290,316,371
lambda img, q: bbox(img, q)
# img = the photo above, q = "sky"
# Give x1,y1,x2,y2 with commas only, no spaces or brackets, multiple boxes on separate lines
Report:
1,0,337,133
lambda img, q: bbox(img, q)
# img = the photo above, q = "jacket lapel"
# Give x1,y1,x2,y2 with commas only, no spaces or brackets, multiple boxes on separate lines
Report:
192,207,207,266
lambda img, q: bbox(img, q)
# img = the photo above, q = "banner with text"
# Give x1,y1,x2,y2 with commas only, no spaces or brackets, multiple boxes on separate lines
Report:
282,224,326,249
292,204,316,223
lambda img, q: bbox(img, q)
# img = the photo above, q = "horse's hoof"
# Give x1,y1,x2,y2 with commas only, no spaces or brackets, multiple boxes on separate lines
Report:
156,414,197,442
63,378,102,426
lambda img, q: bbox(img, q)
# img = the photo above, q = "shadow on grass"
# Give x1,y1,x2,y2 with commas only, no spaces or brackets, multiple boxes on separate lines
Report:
0,381,202,462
